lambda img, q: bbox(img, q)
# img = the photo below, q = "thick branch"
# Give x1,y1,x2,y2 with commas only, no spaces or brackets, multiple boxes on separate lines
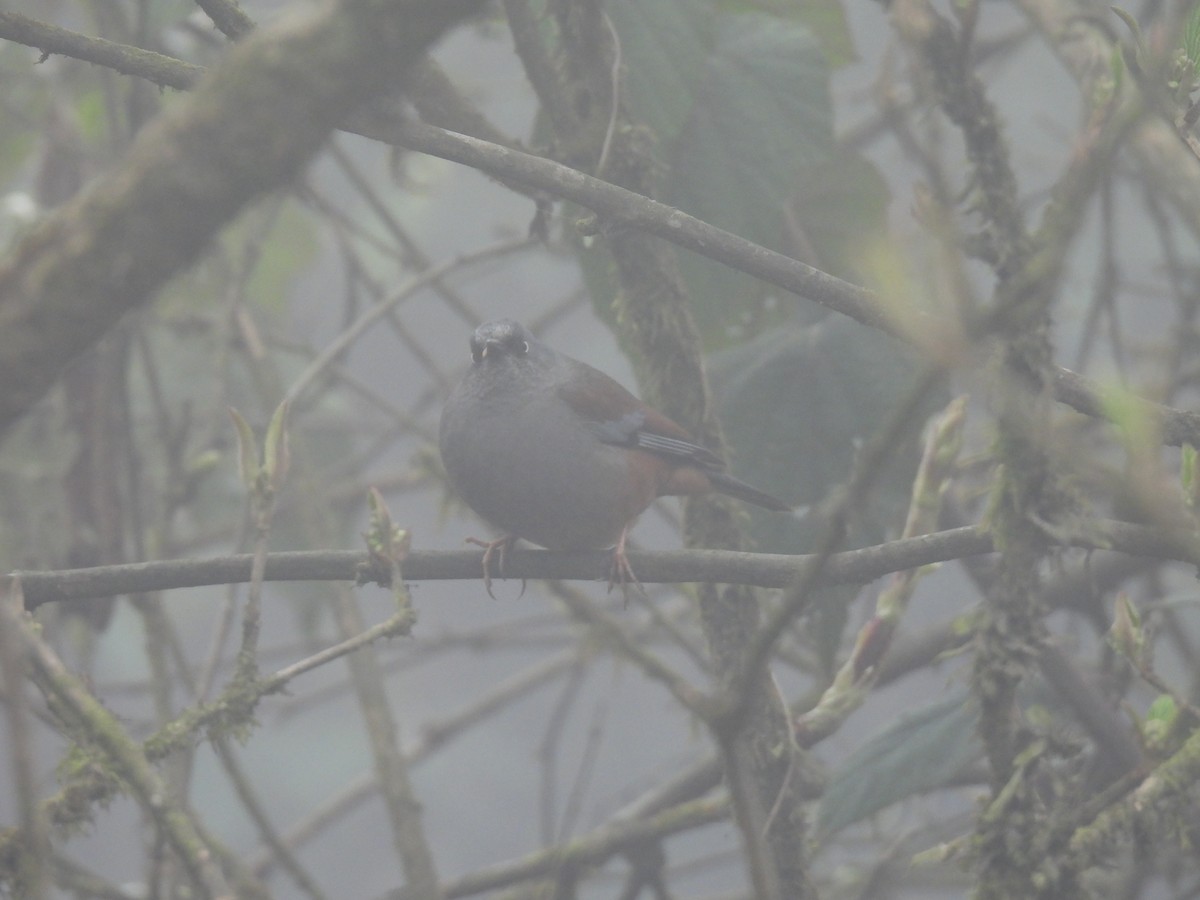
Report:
3,17,1200,447
0,0,484,436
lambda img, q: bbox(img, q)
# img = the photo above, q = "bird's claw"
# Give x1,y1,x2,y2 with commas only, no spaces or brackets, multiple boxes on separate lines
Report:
466,535,525,599
606,528,645,607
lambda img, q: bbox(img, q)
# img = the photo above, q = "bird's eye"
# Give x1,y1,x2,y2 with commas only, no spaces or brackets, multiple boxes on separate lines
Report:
518,340,529,355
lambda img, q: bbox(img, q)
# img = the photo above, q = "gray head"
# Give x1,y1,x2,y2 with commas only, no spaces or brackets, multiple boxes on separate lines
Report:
469,319,532,359
464,320,561,385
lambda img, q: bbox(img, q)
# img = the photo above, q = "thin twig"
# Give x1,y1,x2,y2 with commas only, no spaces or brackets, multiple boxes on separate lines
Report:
282,238,533,406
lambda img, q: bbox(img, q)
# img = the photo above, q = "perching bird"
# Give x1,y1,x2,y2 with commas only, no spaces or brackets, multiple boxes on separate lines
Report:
438,319,789,595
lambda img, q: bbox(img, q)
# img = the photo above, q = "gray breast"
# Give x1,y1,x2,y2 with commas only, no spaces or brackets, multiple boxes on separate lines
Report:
439,373,637,550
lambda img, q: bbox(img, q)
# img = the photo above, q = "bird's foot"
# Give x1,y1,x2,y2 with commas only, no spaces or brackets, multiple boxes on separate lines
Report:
606,527,645,606
466,535,525,599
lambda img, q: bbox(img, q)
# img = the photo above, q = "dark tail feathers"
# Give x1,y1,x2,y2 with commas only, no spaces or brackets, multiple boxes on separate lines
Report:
708,472,790,512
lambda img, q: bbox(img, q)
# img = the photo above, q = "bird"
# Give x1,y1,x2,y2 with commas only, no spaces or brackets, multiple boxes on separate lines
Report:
438,319,790,596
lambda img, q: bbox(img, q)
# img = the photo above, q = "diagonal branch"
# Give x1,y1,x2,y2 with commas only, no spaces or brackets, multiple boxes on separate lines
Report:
0,0,484,436
0,12,203,87
3,14,1200,448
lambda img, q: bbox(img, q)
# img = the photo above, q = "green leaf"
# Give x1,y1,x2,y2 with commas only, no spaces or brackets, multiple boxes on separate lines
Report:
1185,3,1200,75
263,399,291,490
611,0,717,142
710,317,946,553
711,318,943,670
664,13,835,339
1147,693,1177,725
791,152,891,285
1098,381,1161,465
1143,694,1179,754
817,693,981,836
229,407,260,492
717,0,856,68
240,201,320,315
596,3,886,343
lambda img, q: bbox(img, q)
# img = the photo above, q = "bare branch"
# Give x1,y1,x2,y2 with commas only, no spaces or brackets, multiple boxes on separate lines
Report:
13,518,1198,607
0,0,485,435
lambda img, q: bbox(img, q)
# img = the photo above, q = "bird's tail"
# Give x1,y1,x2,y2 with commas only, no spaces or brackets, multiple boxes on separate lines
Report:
708,472,790,512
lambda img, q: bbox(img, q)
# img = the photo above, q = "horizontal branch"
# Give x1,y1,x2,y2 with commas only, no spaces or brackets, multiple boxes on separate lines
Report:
12,519,1197,610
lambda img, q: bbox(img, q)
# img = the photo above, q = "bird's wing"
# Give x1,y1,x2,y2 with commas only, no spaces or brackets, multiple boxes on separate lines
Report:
557,363,725,470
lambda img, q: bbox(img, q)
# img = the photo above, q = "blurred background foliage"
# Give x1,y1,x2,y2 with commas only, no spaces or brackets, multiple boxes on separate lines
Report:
1,0,1200,898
